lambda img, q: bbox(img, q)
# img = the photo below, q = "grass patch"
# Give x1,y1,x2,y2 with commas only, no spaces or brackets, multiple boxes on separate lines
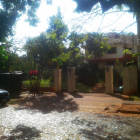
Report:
23,79,92,92
8,98,23,105
22,79,54,87
130,96,140,101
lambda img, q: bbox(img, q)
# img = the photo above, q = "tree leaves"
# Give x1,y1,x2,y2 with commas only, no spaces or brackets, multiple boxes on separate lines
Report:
0,46,8,71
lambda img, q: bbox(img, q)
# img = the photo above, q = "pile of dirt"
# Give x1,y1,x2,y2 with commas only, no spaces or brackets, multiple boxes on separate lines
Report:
92,83,105,92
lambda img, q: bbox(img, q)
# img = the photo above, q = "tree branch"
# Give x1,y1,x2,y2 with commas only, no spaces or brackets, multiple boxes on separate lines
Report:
100,12,127,31
120,22,137,33
97,14,105,32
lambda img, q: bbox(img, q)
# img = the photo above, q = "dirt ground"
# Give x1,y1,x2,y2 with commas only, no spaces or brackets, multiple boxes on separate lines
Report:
11,92,140,117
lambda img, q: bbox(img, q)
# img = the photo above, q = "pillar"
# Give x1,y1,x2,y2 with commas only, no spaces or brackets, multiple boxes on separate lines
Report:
105,66,113,94
67,67,75,92
54,69,62,92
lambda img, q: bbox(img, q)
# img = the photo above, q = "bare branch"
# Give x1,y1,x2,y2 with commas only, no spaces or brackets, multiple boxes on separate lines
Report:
120,22,137,33
97,14,105,32
105,10,130,14
100,12,127,31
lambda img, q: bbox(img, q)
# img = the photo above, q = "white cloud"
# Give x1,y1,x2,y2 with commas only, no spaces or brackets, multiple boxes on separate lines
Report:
13,0,137,52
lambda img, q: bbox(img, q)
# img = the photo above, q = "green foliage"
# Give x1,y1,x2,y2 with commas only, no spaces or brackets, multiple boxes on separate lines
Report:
116,58,120,64
84,32,110,59
130,96,140,101
46,8,68,40
22,79,54,87
74,0,140,13
0,0,41,41
0,46,8,72
123,49,132,54
24,10,69,70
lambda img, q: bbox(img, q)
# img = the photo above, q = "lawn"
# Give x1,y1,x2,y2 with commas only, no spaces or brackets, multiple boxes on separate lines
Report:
22,79,92,92
130,96,140,101
22,79,54,87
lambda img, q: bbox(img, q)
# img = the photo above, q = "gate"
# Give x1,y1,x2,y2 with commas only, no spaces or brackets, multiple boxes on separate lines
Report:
75,69,98,92
123,67,137,95
41,69,54,92
61,71,68,92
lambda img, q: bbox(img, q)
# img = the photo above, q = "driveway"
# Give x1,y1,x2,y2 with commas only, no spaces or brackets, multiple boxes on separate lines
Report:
0,104,140,140
18,92,139,113
0,92,140,140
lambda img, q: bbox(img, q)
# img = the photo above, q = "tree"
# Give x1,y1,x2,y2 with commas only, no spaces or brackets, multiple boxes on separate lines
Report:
66,32,85,67
73,0,140,70
73,0,140,13
46,7,68,40
0,46,8,72
84,32,110,59
0,0,40,41
24,11,69,70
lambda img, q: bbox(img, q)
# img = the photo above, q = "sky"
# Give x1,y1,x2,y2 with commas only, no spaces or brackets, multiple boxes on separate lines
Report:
12,0,137,55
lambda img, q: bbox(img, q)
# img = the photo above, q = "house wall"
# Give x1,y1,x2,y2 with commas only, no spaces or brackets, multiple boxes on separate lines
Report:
101,46,123,59
86,45,137,60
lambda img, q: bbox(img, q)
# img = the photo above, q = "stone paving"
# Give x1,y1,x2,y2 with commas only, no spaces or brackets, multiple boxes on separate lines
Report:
0,105,140,140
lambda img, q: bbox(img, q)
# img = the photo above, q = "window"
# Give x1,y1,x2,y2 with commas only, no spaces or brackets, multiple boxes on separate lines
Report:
127,48,132,50
108,47,116,54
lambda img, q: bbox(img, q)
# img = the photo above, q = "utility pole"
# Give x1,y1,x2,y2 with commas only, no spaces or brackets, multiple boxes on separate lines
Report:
123,34,127,67
137,14,140,71
132,33,134,66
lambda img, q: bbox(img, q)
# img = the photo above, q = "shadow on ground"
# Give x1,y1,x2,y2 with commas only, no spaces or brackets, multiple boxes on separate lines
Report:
69,92,83,98
71,117,132,140
117,110,140,114
0,125,41,140
0,104,9,109
15,92,79,113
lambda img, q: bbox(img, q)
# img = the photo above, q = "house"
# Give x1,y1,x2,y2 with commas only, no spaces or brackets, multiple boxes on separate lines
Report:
83,32,138,74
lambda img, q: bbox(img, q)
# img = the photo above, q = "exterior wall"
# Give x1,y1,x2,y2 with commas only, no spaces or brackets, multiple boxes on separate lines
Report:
134,46,137,53
101,46,123,59
86,45,137,61
87,45,124,60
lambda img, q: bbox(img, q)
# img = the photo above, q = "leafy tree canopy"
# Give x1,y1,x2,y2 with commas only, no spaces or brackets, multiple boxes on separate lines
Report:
0,46,8,72
46,7,68,40
83,32,110,59
73,0,140,13
0,0,41,41
24,11,69,70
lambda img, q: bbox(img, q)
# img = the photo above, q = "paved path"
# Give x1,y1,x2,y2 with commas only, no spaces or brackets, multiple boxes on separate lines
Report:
19,92,134,113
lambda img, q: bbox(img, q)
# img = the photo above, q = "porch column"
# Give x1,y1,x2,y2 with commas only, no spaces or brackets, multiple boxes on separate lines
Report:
67,67,75,92
105,66,113,94
54,69,62,92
